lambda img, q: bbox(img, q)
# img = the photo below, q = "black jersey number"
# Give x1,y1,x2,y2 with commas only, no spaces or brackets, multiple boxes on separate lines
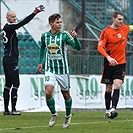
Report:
1,30,8,43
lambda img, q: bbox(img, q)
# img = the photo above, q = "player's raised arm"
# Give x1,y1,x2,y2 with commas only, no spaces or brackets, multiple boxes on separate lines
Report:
17,5,45,28
70,27,77,38
70,27,82,50
7,5,45,30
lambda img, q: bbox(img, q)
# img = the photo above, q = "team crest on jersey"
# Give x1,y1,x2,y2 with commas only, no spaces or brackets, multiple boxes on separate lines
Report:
117,33,122,38
47,43,60,53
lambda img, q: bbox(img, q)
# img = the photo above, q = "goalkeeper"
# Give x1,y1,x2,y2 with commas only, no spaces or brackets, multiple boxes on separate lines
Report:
1,5,45,115
38,13,82,128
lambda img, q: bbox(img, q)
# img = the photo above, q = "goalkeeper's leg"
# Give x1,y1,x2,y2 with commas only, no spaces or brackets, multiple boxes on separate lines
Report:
11,69,21,115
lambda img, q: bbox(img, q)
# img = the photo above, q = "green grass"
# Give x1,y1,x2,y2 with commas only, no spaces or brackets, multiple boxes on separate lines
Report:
0,110,132,133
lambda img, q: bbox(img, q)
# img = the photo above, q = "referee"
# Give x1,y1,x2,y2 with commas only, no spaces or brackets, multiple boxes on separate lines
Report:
1,5,44,115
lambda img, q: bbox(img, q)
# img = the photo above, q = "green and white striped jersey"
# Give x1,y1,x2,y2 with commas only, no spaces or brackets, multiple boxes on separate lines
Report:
39,30,81,74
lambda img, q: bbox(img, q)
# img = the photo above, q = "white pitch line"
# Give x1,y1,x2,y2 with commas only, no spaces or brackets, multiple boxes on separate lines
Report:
0,119,132,131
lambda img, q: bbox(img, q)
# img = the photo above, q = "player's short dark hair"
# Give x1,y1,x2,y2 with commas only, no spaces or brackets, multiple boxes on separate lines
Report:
48,13,61,23
112,11,123,18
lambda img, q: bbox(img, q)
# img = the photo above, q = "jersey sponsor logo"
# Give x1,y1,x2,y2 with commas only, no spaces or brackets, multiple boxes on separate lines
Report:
47,43,60,53
47,43,62,60
48,54,62,60
114,37,125,45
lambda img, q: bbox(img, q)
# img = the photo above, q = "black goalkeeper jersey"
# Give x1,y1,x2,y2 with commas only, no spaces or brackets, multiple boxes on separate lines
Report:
1,13,36,62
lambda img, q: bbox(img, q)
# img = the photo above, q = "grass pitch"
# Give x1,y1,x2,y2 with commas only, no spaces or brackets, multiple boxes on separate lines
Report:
0,110,132,133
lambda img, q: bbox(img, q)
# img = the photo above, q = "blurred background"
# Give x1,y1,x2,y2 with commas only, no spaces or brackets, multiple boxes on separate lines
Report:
1,0,133,75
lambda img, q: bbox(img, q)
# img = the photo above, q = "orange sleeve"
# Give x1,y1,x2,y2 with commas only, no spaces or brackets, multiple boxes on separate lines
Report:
97,31,108,58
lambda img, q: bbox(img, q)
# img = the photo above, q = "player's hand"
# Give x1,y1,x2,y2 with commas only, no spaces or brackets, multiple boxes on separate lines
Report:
34,5,45,14
107,56,118,66
38,64,43,72
70,27,77,38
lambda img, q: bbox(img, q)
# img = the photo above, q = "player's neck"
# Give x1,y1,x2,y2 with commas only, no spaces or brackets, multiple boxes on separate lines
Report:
111,24,120,30
50,29,59,35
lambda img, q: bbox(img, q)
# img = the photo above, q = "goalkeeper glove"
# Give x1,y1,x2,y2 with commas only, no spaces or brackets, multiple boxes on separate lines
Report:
34,5,45,14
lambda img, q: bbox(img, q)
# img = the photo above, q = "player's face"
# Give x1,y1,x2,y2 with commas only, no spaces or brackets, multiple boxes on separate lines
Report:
7,12,16,23
113,14,124,28
50,18,62,32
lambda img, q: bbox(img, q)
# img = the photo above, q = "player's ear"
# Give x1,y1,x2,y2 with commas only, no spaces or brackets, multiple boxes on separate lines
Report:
49,22,53,27
112,17,115,22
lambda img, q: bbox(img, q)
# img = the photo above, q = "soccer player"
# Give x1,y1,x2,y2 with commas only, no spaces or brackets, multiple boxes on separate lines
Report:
38,13,82,128
0,5,45,115
97,11,133,119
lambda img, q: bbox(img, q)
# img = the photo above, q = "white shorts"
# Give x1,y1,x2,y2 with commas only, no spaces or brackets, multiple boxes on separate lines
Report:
44,72,70,91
